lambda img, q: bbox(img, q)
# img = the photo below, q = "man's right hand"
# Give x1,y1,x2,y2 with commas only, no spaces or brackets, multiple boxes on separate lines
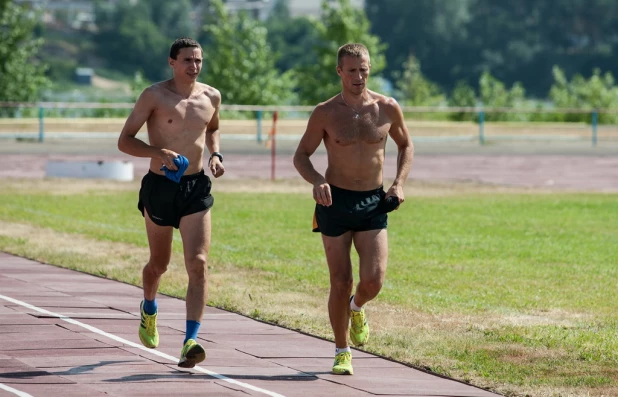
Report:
159,149,179,171
313,180,332,207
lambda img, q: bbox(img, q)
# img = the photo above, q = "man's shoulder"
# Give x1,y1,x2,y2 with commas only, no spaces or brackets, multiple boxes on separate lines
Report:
140,81,169,100
196,82,221,104
197,82,220,96
368,90,399,109
314,94,341,113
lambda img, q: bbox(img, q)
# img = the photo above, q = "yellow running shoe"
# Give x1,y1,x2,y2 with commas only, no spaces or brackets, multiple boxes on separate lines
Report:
138,301,159,348
332,351,353,375
349,307,369,347
178,339,206,368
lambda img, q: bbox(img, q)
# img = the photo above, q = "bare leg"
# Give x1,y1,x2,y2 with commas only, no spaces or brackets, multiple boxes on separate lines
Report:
178,209,211,322
143,209,173,300
322,232,354,348
352,229,388,307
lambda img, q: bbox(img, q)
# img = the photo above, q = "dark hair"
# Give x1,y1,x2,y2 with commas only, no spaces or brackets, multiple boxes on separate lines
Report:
169,37,202,59
337,43,369,67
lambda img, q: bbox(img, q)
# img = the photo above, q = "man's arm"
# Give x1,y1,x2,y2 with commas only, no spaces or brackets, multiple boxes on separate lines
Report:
385,97,414,203
206,90,224,178
117,87,178,170
293,104,332,206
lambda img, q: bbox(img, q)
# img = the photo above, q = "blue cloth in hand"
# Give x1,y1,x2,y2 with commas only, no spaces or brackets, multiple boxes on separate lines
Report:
160,155,189,183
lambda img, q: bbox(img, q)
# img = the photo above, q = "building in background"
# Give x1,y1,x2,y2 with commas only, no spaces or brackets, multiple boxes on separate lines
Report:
224,0,365,20
14,0,95,30
286,0,364,17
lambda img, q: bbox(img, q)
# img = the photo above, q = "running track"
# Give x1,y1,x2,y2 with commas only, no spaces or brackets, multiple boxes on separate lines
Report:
0,252,500,397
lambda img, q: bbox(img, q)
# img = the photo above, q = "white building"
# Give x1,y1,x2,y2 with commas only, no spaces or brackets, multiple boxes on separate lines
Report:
286,0,364,18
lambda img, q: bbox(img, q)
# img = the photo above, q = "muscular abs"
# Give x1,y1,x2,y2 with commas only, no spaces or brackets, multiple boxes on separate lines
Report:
147,87,217,175
324,102,391,191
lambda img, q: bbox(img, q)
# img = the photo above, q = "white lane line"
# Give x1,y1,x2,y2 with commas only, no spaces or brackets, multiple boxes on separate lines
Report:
0,294,286,397
0,383,34,397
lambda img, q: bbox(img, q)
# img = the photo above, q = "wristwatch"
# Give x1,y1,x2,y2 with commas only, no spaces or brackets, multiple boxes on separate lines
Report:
209,152,223,163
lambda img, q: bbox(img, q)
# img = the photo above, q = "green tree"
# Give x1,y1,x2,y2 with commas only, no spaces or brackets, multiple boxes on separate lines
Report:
265,0,320,72
366,0,618,97
93,0,195,82
365,0,472,90
0,1,49,106
448,81,477,121
479,72,525,121
131,70,151,101
295,0,387,105
549,66,618,124
394,55,444,106
199,0,297,106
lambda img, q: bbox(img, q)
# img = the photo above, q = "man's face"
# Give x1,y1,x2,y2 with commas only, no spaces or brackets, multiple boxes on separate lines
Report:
169,47,203,81
337,54,371,95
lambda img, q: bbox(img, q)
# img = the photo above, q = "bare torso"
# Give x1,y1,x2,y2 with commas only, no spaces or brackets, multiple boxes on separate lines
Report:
323,91,392,191
146,81,218,175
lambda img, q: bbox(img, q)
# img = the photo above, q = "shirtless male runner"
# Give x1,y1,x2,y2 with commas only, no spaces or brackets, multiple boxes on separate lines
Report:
118,37,224,368
293,43,414,375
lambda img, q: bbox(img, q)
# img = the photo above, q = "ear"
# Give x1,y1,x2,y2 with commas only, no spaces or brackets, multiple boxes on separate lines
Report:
336,64,342,77
168,57,174,68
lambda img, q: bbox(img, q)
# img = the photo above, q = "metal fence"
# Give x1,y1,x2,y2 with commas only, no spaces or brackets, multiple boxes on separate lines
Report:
0,102,616,146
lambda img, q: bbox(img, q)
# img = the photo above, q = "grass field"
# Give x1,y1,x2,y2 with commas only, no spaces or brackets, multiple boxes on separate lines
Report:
0,178,617,397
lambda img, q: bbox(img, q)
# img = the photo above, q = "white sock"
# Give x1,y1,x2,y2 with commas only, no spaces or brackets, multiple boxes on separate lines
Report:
350,295,363,312
336,346,351,355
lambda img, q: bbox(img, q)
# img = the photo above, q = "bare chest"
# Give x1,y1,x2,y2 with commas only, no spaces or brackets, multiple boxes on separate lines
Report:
152,97,215,136
327,106,391,146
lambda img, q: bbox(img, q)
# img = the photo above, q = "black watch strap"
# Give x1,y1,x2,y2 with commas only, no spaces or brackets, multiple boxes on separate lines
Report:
209,152,223,163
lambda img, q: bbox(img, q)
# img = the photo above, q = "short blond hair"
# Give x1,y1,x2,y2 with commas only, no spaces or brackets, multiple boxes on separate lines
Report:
337,43,369,67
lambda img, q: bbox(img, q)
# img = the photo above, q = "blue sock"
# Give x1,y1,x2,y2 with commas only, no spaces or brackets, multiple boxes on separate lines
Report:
184,320,201,344
143,298,157,315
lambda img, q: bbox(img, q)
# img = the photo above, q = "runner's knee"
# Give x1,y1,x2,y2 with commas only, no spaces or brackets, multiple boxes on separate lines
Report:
330,273,353,294
358,277,383,297
186,254,207,280
145,259,169,277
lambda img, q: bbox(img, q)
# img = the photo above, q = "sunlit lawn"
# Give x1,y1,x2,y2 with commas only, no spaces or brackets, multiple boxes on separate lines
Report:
0,182,617,397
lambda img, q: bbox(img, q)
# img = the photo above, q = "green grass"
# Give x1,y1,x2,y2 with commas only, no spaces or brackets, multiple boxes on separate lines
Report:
1,186,617,396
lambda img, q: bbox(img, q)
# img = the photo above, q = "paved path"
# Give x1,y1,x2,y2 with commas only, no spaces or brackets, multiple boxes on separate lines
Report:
1,150,618,191
0,252,500,397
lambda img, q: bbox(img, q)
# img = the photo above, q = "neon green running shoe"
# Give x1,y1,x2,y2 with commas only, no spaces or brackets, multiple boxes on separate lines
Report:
178,339,206,368
349,307,369,347
138,301,159,348
332,351,353,375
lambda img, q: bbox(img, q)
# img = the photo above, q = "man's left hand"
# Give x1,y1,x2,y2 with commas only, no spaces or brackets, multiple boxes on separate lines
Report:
385,184,404,209
210,158,225,178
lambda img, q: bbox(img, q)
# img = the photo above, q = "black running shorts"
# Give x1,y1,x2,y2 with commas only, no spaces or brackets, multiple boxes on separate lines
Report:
312,184,399,237
137,170,214,228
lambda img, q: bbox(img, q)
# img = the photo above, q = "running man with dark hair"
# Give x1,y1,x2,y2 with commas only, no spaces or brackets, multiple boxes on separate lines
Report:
118,37,224,368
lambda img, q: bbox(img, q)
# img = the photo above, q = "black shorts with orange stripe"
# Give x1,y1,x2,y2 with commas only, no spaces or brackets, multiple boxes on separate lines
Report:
312,184,399,237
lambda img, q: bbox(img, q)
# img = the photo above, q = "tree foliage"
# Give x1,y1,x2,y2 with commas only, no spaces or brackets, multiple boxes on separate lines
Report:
394,55,444,106
549,66,618,123
295,0,387,105
448,81,477,121
365,0,618,97
0,1,49,104
199,0,297,105
93,0,195,82
479,72,525,121
265,0,320,73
